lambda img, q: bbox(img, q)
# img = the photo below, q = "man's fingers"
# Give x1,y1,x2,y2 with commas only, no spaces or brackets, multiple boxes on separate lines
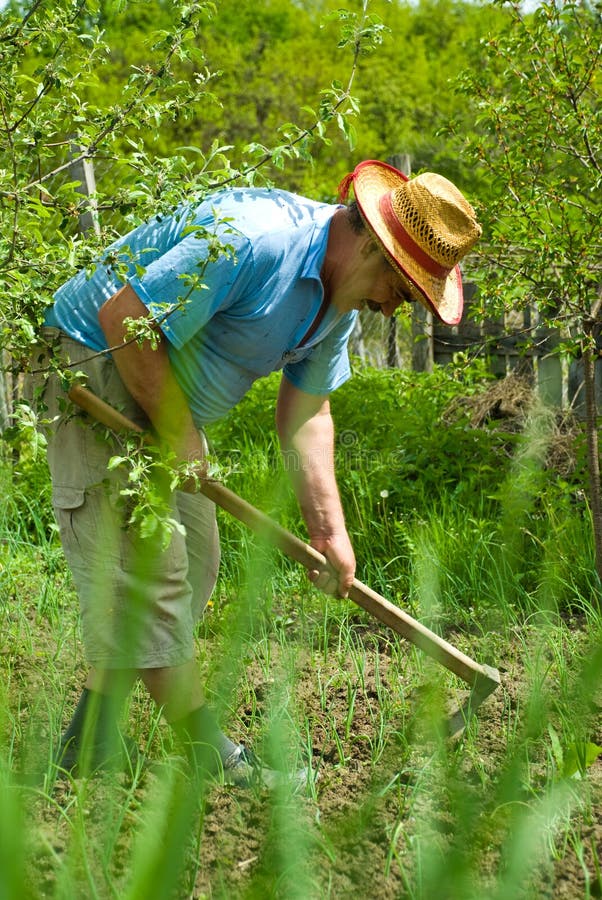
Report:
308,533,355,599
337,577,352,599
308,568,348,598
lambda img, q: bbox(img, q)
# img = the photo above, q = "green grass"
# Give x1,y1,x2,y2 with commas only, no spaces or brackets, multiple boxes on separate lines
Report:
1,364,601,898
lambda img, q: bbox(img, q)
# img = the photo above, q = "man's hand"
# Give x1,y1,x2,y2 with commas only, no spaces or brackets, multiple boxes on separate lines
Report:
308,530,356,598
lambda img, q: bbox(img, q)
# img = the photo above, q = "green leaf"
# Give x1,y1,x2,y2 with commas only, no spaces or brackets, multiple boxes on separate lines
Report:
562,742,602,779
547,724,563,769
139,514,159,540
107,455,127,470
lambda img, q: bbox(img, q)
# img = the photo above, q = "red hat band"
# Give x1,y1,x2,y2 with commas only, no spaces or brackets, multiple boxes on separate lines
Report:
378,192,452,280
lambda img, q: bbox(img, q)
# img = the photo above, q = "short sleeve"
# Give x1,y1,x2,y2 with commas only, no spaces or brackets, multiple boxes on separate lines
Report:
128,228,254,349
283,312,357,396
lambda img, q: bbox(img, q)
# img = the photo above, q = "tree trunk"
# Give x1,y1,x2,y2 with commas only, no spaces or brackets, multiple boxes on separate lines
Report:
582,329,602,588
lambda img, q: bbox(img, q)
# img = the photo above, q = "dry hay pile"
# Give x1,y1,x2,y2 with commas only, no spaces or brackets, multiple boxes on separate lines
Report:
443,371,581,477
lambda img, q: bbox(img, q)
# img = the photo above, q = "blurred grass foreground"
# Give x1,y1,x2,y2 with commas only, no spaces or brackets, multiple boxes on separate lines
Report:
1,360,601,899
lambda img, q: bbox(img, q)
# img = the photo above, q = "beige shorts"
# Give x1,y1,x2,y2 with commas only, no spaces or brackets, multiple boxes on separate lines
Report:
30,328,220,670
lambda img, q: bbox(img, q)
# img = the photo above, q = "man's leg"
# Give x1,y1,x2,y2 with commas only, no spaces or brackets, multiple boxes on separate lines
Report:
57,668,138,775
153,493,239,774
34,334,232,777
129,494,294,786
53,486,231,776
140,660,238,775
31,332,148,774
59,662,237,777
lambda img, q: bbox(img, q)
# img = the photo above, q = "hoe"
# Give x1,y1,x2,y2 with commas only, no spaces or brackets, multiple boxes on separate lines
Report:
68,383,501,735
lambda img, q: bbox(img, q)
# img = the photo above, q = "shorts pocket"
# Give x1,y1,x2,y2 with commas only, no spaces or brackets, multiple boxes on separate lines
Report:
52,486,86,557
52,486,86,510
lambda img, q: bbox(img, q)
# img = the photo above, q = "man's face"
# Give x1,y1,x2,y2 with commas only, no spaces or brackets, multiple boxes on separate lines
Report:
363,259,415,318
331,239,415,317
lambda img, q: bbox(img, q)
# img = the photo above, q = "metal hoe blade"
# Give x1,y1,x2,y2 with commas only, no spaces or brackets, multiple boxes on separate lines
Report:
445,665,501,737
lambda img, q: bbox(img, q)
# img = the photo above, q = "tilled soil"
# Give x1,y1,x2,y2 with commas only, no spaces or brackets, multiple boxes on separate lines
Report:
5,590,602,899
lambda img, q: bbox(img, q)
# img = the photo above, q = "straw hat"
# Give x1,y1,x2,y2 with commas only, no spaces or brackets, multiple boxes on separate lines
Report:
337,160,481,325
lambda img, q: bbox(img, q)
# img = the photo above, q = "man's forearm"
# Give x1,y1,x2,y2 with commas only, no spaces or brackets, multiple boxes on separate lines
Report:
276,377,347,539
279,408,356,596
282,417,346,541
276,376,355,595
98,285,206,466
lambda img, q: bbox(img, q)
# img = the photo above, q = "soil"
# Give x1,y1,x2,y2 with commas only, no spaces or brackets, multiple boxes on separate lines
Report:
5,581,602,900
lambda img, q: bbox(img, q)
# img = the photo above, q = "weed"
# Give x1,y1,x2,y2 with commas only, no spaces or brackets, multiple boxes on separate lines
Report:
1,364,601,897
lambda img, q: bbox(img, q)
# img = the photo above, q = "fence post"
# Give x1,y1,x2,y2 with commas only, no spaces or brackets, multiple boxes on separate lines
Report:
69,147,101,236
482,312,506,377
536,321,563,407
538,354,564,407
0,152,101,434
412,305,434,373
569,350,602,417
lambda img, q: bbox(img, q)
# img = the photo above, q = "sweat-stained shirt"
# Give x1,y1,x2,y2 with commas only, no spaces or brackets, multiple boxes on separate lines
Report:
45,188,358,426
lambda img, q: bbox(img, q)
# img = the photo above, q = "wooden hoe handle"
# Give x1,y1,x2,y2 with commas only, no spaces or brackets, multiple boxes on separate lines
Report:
68,383,501,694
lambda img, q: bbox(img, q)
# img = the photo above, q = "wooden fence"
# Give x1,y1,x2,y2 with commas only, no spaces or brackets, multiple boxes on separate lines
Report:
410,286,600,416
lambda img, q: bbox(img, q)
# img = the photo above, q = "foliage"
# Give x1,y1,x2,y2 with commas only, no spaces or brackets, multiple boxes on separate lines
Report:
0,0,377,371
454,0,601,328
1,374,602,896
450,0,602,582
121,0,509,196
0,0,511,221
0,420,55,543
205,359,594,610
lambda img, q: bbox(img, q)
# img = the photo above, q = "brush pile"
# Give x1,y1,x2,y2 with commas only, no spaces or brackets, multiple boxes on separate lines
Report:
443,372,581,477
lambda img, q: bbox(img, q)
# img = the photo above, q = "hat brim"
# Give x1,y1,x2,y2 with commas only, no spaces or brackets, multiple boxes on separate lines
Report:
351,160,463,326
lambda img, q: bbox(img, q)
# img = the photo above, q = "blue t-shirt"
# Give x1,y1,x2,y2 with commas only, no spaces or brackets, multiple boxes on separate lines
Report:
46,188,357,425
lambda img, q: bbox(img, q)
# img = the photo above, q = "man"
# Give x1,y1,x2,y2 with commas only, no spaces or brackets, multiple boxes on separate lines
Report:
34,159,481,786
